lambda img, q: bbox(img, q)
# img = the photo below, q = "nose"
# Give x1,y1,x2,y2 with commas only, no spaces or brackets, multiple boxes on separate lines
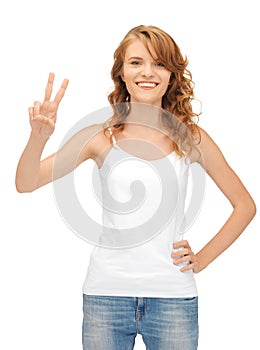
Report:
141,63,154,77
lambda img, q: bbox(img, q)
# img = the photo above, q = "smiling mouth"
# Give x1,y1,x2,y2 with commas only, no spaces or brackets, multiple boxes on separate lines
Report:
136,82,158,88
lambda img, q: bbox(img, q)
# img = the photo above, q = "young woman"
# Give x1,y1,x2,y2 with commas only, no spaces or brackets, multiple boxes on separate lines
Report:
16,25,256,350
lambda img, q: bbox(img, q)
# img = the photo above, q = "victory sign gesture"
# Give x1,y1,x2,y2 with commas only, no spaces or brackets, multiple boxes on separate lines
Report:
29,72,69,139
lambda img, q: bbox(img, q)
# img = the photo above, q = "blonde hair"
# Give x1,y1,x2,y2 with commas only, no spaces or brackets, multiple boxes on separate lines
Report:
104,25,201,157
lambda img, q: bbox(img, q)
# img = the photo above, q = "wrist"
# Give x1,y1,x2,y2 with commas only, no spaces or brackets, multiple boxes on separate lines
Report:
29,130,50,145
194,252,209,273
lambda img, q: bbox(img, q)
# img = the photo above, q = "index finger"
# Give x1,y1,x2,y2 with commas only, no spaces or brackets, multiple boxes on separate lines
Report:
54,78,69,104
173,240,189,249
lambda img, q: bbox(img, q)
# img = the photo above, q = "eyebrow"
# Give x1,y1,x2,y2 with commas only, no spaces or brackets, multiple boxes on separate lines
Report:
127,56,144,61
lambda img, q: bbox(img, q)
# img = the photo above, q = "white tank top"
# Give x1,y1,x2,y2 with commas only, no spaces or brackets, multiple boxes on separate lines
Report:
82,134,197,297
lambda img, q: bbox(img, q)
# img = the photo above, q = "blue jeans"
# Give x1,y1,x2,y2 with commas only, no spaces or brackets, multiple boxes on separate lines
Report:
82,294,198,350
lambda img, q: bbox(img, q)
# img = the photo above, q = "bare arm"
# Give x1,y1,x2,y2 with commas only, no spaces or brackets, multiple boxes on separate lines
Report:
15,73,103,193
15,73,69,192
172,127,256,273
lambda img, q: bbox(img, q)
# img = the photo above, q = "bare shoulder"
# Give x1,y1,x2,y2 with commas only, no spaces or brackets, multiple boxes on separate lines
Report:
78,122,112,164
195,126,256,213
58,122,111,168
194,126,240,196
197,126,216,147
195,126,226,170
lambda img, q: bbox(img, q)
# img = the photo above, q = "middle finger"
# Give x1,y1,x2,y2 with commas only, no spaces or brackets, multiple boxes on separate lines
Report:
44,72,55,101
172,248,189,259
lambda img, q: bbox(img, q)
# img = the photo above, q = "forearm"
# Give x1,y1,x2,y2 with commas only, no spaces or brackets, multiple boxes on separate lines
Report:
15,132,48,192
196,197,256,271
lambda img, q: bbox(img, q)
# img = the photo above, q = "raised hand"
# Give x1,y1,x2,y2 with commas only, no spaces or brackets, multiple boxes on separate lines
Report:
29,72,69,139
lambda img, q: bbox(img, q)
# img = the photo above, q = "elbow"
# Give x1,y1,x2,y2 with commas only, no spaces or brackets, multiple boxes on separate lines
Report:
16,185,35,193
242,195,257,223
249,199,257,221
15,180,38,193
233,194,256,225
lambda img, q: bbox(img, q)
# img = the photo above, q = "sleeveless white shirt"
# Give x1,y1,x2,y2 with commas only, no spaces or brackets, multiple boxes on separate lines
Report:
82,136,197,297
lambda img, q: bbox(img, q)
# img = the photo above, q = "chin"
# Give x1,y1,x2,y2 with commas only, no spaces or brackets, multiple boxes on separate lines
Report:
131,97,162,107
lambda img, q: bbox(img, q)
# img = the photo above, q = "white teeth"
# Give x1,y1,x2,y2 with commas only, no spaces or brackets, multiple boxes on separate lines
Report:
137,82,157,87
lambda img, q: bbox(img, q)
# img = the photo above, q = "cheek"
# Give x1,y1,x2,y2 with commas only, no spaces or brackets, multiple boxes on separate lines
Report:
162,73,171,90
165,72,171,85
121,68,132,83
120,64,126,82
121,69,125,82
121,71,134,91
160,74,171,91
121,64,132,83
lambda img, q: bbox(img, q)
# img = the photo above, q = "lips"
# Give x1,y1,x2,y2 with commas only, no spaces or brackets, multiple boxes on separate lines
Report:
136,81,158,88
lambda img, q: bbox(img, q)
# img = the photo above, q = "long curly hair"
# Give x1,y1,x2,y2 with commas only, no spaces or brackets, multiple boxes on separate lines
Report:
104,25,201,158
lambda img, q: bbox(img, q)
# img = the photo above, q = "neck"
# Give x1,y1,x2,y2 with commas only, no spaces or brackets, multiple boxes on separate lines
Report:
123,102,165,136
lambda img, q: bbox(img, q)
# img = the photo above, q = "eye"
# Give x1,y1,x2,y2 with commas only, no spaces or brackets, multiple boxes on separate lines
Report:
130,61,141,66
155,62,165,67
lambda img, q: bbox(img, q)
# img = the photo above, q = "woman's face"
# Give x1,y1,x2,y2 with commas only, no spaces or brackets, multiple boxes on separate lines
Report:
121,39,171,107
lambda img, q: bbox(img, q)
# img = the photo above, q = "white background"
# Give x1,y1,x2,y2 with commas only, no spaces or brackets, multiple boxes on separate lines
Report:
1,0,259,349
